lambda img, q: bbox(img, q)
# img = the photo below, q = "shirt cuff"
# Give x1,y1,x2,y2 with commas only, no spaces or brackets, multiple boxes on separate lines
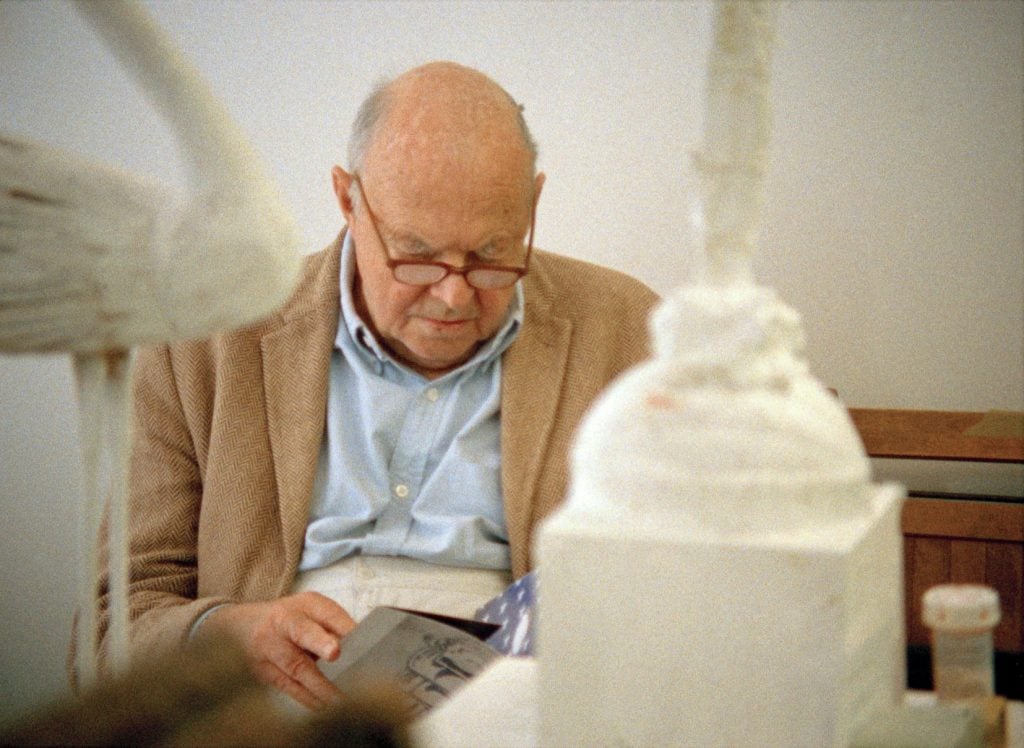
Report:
188,602,232,640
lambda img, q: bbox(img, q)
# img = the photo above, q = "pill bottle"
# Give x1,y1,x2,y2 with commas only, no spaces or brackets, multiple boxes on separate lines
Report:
922,584,1000,702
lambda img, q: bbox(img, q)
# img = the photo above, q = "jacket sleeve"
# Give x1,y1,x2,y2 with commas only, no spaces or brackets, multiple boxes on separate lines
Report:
85,344,230,678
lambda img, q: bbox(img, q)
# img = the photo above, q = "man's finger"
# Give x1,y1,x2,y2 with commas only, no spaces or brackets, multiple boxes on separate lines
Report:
293,591,357,641
286,613,343,661
273,643,343,707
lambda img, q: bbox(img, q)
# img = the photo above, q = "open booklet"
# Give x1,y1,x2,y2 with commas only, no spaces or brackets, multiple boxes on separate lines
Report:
317,571,537,716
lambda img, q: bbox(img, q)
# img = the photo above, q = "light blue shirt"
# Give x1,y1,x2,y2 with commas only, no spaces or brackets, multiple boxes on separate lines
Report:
298,234,523,572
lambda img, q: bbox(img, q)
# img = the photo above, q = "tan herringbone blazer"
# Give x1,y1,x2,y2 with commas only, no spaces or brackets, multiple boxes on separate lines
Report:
115,234,658,661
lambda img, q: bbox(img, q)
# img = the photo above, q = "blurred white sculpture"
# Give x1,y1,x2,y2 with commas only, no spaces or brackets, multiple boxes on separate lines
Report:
0,1,302,684
538,2,906,744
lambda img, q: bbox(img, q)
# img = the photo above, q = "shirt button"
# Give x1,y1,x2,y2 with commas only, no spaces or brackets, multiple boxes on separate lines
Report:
394,483,409,498
425,388,440,402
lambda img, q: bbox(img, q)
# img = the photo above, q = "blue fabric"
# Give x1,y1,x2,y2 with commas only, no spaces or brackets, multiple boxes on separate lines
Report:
475,570,537,656
298,234,523,572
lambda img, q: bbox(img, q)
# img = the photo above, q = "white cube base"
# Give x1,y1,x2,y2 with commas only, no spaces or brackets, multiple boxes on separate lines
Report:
537,483,906,747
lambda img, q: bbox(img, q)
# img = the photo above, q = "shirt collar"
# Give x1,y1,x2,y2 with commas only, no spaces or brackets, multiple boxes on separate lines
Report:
337,231,524,380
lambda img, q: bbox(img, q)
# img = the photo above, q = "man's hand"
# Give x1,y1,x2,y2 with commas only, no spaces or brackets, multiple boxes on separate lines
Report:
198,591,356,710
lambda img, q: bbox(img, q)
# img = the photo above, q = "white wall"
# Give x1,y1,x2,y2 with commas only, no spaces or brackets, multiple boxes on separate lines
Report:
1,0,1021,725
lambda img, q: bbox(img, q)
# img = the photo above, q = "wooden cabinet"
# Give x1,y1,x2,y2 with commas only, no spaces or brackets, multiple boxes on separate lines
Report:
849,409,1023,696
901,497,1022,651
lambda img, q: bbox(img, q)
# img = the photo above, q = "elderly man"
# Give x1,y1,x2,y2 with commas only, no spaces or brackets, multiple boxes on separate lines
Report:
105,62,658,708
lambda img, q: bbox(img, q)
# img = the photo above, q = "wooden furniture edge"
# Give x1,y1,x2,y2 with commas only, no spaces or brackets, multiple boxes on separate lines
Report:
849,408,1024,463
902,497,1024,542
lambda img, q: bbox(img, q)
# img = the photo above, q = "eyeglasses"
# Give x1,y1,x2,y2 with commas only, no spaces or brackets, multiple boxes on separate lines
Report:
353,175,535,290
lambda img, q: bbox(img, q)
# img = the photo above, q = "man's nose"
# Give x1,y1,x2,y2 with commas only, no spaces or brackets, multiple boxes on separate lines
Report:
430,270,476,309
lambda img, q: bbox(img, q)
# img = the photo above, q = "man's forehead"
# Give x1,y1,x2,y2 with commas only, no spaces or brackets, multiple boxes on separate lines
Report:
377,191,525,241
362,146,533,214
362,173,530,257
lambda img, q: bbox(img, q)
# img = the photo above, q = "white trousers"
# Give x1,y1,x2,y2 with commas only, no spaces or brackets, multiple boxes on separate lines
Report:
291,555,512,623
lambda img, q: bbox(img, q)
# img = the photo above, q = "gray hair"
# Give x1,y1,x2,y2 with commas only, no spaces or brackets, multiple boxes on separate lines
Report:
347,78,392,176
345,75,540,177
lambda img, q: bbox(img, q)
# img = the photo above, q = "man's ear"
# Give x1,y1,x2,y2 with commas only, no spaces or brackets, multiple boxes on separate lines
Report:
533,172,546,207
331,166,356,222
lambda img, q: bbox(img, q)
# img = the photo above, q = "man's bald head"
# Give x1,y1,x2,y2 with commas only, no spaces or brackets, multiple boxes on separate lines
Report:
347,62,538,186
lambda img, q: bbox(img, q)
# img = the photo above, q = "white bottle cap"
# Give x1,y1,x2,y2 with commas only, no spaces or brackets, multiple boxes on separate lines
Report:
922,584,1001,632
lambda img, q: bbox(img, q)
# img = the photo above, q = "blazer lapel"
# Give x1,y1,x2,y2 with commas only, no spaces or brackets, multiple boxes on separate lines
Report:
501,295,571,569
261,240,341,589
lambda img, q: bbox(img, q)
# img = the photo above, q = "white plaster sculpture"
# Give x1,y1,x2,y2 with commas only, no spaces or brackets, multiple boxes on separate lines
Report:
0,1,301,684
537,2,906,745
